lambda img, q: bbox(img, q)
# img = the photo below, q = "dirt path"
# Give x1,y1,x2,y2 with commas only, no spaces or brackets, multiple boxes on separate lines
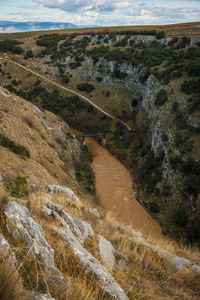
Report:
1,57,130,130
73,129,164,239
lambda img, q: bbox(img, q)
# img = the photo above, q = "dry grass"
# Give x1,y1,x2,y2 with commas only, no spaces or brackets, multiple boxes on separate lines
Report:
0,250,24,300
26,192,200,299
0,22,199,38
0,190,200,299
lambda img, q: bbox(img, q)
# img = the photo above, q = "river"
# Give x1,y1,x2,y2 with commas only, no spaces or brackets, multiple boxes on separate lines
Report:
73,129,164,239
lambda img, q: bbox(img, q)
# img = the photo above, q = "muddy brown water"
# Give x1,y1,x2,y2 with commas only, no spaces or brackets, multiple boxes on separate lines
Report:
73,129,164,239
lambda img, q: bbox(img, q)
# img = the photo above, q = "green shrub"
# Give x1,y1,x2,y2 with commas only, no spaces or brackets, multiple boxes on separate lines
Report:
172,208,188,226
0,39,24,54
156,31,165,39
181,78,200,94
77,83,95,93
62,75,70,84
0,195,8,210
162,183,171,197
0,134,30,158
154,89,168,107
161,132,168,142
172,101,178,112
5,175,29,199
187,217,200,243
184,174,200,196
149,201,160,213
26,50,34,58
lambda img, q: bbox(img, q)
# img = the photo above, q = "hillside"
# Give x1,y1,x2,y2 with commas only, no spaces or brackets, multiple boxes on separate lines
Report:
0,23,200,299
0,21,77,34
0,87,200,299
0,87,80,187
0,24,200,243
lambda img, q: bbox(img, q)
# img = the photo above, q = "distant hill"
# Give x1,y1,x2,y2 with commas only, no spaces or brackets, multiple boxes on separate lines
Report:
0,21,78,33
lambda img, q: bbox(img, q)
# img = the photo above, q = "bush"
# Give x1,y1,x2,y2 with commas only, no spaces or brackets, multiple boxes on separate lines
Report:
62,75,70,84
0,134,30,158
26,50,34,58
172,208,188,226
156,31,165,39
172,101,178,112
187,217,200,243
5,175,29,198
149,201,160,213
177,36,190,48
154,89,168,107
77,83,95,93
0,39,24,54
184,174,200,196
181,78,200,94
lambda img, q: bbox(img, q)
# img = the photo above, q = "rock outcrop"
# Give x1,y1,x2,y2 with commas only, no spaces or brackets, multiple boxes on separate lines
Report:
98,234,116,271
42,199,128,299
0,233,18,267
4,201,69,294
54,226,128,300
46,185,81,204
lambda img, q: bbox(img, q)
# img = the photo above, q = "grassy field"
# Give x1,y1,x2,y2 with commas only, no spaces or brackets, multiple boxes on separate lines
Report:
0,22,200,40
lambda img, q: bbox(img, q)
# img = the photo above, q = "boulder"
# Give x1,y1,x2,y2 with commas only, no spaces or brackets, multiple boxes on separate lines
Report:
0,233,18,267
42,200,128,298
43,200,94,243
98,235,116,270
46,185,81,204
130,236,200,273
25,291,55,300
54,227,129,300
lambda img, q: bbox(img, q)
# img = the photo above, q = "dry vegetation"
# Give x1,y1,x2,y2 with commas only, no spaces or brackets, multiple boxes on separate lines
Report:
0,22,200,39
1,189,199,300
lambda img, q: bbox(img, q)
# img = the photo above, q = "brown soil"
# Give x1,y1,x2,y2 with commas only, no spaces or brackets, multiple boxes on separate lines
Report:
73,129,164,239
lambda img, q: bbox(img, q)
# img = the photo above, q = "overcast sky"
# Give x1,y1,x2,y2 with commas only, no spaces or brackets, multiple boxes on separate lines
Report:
0,0,200,28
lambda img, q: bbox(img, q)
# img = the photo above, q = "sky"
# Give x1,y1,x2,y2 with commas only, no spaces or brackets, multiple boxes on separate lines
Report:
0,0,200,28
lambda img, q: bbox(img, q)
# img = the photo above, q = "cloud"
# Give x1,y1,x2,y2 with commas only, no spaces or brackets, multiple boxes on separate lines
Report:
34,0,132,12
0,26,20,33
1,0,200,28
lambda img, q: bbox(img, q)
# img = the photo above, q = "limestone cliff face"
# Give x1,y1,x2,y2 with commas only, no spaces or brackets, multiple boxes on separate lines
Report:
0,87,80,188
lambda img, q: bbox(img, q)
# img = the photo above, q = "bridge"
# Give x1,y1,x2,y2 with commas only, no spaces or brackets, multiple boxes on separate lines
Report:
76,130,136,146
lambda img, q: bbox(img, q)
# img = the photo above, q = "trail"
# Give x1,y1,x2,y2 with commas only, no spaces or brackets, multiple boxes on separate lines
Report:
1,57,131,130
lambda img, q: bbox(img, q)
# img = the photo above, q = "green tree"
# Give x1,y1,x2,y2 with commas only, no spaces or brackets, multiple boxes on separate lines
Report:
154,89,168,107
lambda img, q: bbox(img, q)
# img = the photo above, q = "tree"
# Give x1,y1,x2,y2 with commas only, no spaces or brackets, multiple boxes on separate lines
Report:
76,83,95,93
26,50,34,58
154,89,168,107
156,31,165,40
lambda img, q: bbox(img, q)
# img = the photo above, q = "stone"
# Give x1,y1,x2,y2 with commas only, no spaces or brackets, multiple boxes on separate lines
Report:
0,233,18,267
4,201,69,293
118,259,129,271
192,265,200,273
117,224,143,239
46,185,81,204
98,234,116,270
28,184,43,192
43,200,94,243
89,208,100,218
54,227,129,300
25,291,55,300
129,236,200,274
